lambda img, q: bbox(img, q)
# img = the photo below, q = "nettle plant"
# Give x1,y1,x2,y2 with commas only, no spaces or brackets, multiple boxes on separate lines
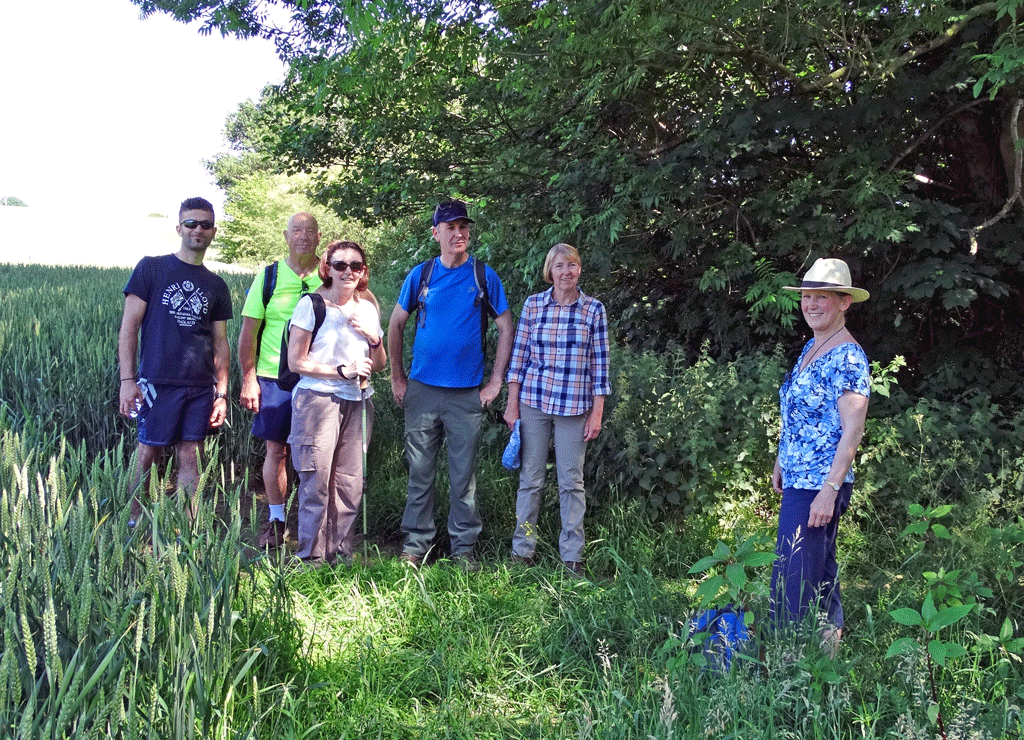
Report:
588,346,781,520
658,534,776,674
886,503,1024,738
687,534,778,614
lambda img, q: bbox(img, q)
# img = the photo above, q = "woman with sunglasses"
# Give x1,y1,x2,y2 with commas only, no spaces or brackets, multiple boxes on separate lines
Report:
286,241,386,567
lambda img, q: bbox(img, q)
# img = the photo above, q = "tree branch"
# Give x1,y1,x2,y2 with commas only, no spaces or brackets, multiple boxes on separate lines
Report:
884,98,989,175
965,97,1023,254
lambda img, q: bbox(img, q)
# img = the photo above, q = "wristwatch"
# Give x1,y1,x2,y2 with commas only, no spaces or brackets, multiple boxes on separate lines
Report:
214,391,227,400
825,480,841,491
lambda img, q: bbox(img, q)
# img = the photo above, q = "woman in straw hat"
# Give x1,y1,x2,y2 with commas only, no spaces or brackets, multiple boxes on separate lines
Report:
770,258,870,651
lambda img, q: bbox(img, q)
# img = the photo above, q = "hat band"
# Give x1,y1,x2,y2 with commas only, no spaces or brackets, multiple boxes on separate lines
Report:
800,280,851,290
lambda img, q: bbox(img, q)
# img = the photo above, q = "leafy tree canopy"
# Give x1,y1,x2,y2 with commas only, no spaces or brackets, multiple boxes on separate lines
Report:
204,98,377,265
1,196,28,207
134,0,1024,396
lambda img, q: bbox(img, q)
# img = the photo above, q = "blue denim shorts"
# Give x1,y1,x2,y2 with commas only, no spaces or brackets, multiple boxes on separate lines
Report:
251,377,293,444
136,381,213,447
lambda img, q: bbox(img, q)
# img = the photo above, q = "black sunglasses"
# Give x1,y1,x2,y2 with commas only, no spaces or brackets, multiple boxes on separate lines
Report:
180,219,215,230
331,260,365,273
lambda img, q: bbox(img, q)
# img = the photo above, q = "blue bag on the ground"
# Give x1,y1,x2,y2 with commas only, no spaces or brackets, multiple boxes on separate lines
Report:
689,606,750,672
502,420,521,470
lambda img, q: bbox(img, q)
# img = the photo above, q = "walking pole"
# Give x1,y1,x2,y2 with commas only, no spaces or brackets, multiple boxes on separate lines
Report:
360,374,369,559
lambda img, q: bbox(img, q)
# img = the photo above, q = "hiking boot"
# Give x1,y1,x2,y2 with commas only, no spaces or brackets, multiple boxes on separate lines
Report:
258,519,287,549
510,553,536,567
563,560,586,579
451,552,481,572
400,552,423,569
286,556,327,573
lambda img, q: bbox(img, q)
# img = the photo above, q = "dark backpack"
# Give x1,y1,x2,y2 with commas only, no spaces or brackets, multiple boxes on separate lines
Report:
408,256,497,356
277,293,326,391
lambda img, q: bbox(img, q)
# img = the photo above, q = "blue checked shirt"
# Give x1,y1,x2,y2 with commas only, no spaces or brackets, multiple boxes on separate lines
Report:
506,287,611,416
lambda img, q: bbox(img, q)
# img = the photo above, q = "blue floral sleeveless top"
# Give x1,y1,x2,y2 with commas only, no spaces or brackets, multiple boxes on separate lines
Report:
778,340,871,489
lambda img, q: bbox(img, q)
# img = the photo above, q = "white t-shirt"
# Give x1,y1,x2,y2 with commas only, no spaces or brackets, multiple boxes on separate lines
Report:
289,293,382,401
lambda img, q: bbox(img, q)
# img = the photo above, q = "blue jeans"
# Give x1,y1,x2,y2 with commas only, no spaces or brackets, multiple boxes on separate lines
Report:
770,482,852,630
400,381,484,557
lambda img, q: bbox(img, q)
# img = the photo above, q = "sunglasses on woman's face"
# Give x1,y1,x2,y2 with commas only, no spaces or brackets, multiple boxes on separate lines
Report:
331,260,365,273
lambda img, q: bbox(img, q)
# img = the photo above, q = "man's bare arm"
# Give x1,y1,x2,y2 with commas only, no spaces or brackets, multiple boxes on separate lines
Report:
480,310,513,407
388,303,410,404
117,295,147,418
210,320,230,427
237,316,262,413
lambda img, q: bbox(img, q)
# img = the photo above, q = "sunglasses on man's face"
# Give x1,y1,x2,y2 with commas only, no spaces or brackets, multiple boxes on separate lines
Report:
331,260,365,273
180,219,215,230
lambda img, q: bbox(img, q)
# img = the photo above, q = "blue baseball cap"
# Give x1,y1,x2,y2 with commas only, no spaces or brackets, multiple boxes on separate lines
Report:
432,200,475,226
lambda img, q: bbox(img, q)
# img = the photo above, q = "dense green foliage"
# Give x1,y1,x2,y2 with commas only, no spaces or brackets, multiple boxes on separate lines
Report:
1,262,1022,737
135,0,1024,397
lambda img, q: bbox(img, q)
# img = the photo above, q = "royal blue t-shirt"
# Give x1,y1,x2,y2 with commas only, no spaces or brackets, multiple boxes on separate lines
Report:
123,254,233,386
397,256,508,388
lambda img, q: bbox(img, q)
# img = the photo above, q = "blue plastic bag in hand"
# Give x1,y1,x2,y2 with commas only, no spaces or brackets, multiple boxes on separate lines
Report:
502,419,522,470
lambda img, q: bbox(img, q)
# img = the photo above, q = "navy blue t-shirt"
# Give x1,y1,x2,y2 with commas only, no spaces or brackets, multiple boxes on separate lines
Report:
123,254,233,386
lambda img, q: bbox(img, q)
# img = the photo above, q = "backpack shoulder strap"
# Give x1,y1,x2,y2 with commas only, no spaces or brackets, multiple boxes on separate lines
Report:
255,261,280,359
472,257,497,319
308,293,327,341
261,261,279,308
414,258,435,312
472,257,496,358
409,258,436,328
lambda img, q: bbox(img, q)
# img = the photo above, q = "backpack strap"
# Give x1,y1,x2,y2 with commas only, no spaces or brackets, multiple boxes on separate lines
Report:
276,293,328,391
412,258,436,328
254,261,279,359
261,261,279,308
472,257,496,356
307,292,327,339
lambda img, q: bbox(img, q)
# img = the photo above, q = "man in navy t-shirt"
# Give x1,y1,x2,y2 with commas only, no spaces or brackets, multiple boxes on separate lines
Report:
118,197,233,525
388,200,513,570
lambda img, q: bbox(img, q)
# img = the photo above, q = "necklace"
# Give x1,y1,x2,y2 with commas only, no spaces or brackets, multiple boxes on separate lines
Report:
800,325,844,372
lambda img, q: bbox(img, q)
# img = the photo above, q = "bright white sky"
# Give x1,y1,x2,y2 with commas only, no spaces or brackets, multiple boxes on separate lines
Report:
0,0,286,219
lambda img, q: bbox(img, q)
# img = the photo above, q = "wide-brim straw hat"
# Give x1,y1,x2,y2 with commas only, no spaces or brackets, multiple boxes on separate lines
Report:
783,258,870,302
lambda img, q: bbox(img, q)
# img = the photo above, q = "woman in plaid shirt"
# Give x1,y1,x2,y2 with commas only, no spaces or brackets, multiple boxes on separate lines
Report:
502,243,611,577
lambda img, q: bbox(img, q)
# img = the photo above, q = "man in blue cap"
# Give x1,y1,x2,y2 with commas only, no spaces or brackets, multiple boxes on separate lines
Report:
388,199,513,570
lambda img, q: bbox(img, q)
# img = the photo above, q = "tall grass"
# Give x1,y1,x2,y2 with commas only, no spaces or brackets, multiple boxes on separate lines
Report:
0,263,1021,738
